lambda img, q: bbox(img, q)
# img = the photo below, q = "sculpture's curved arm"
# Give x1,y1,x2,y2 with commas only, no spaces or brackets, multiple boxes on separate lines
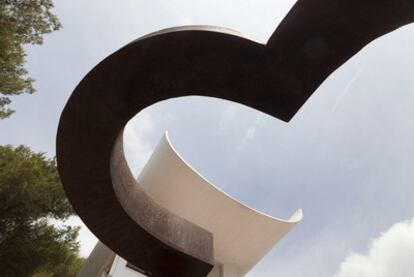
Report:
56,29,264,276
57,0,414,276
111,132,214,270
267,0,414,120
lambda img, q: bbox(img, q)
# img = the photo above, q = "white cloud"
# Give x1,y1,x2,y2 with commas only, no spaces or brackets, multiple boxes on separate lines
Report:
123,110,155,177
218,105,239,132
335,218,414,277
236,114,264,153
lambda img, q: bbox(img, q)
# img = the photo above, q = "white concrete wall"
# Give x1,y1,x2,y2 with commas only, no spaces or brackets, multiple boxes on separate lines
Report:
77,242,114,277
207,265,244,277
108,256,147,277
107,256,243,277
138,133,302,274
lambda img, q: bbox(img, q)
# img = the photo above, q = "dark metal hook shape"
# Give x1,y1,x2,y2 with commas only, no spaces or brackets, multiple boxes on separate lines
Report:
57,0,414,276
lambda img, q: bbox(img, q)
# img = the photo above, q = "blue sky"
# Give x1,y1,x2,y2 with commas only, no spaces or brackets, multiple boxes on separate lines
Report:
1,1,414,276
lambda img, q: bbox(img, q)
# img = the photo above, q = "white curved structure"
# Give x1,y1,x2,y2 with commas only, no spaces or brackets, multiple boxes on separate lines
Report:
138,132,302,275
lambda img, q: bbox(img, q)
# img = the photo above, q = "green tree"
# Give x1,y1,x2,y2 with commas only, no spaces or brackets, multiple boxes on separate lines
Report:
0,0,61,119
0,145,84,277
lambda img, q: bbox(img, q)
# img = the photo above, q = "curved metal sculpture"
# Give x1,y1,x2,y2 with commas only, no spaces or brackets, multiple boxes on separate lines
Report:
57,0,414,276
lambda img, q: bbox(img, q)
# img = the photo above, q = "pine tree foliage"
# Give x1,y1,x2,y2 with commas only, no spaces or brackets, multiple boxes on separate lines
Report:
0,145,84,277
0,0,61,118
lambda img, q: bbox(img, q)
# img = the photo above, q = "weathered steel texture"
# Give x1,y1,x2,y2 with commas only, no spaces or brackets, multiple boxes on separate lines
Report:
111,134,214,266
57,0,414,276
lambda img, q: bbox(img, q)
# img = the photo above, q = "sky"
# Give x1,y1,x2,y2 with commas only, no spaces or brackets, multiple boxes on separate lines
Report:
1,1,414,276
